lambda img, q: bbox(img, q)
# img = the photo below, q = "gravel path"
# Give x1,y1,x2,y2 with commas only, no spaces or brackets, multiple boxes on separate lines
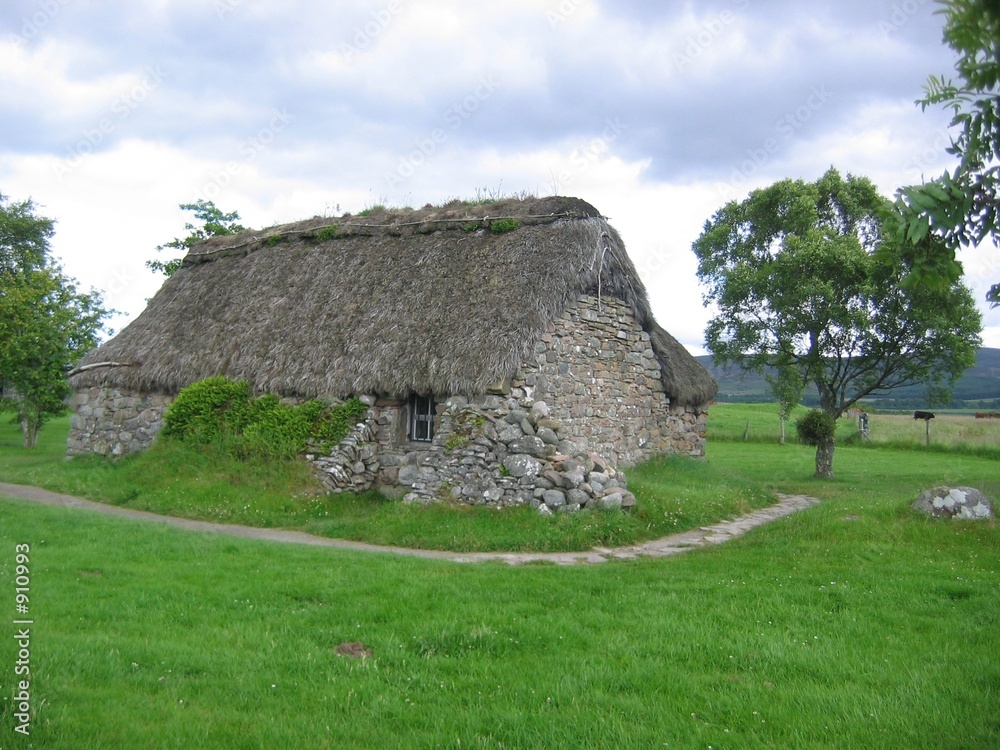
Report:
0,482,819,566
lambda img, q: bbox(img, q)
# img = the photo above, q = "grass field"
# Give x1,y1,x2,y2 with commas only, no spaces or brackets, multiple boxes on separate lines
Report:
709,402,1000,455
0,409,998,748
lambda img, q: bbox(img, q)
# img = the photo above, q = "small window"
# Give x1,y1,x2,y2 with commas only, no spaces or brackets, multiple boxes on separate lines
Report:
408,394,436,442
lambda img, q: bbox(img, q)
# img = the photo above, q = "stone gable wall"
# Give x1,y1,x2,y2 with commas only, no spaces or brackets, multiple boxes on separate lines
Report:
309,294,708,512
521,294,707,466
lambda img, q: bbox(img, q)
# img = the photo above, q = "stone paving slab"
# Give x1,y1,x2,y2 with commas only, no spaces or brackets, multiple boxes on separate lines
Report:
0,483,818,566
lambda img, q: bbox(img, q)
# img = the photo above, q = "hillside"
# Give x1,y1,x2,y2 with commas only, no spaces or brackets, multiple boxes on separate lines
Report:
697,348,1000,409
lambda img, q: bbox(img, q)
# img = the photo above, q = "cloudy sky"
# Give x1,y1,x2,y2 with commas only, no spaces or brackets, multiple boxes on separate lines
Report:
3,0,998,353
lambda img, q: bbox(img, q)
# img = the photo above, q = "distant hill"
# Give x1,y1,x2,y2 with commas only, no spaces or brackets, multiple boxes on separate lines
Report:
697,348,1000,409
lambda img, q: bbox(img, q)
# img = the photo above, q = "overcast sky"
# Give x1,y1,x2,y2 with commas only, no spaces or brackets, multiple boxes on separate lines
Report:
3,0,998,354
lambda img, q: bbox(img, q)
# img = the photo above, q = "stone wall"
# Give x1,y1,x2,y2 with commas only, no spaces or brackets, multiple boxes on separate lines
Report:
306,294,708,512
522,294,707,465
67,387,173,457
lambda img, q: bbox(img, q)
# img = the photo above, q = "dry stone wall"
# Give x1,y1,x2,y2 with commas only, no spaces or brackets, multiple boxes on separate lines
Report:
308,294,707,512
67,387,173,457
522,294,706,465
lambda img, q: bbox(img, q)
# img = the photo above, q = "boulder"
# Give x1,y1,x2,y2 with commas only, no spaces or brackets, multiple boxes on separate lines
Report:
912,486,994,520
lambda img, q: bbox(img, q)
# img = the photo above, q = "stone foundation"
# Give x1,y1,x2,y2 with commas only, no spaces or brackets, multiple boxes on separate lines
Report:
67,387,173,457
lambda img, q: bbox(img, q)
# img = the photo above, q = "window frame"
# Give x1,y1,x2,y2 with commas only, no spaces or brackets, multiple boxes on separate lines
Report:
408,394,436,443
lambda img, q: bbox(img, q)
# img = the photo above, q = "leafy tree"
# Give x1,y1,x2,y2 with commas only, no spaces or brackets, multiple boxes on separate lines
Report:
148,199,245,277
693,168,982,477
892,0,1000,305
0,194,112,447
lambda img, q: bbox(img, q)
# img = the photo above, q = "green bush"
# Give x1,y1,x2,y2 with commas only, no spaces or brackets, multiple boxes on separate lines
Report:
795,409,836,445
160,376,255,444
161,377,368,460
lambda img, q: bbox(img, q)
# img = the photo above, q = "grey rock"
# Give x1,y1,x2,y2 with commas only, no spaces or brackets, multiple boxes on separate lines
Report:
519,418,536,436
599,492,624,510
567,489,590,506
543,489,566,508
528,401,549,425
912,486,994,520
506,409,528,425
397,465,422,485
483,487,504,503
497,423,522,444
537,427,559,445
503,454,542,478
509,436,548,458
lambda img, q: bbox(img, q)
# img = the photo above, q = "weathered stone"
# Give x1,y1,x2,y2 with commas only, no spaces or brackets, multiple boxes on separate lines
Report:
503,454,542,478
536,427,559,445
588,471,610,485
506,409,529,425
599,492,624,510
509,436,548,458
912,486,994,520
482,487,504,503
567,489,590,506
397,465,423,485
543,489,566,508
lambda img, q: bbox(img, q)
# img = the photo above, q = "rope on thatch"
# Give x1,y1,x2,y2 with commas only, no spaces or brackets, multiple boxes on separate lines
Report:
67,361,138,377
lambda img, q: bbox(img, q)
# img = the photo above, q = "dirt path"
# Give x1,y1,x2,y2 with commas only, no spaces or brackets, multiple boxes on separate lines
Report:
0,482,819,566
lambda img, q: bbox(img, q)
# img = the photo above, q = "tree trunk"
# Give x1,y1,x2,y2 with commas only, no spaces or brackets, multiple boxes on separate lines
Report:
814,439,834,478
779,415,786,445
19,407,40,449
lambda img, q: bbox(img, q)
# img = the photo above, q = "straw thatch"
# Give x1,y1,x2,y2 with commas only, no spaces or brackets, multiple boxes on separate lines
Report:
71,196,716,405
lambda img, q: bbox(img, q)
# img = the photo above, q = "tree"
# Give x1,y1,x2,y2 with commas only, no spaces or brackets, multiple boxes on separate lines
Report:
893,0,1000,305
148,199,245,277
767,361,803,445
0,194,112,447
693,168,982,477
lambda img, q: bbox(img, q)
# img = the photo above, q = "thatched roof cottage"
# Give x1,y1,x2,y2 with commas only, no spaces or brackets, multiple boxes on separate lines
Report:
68,196,716,511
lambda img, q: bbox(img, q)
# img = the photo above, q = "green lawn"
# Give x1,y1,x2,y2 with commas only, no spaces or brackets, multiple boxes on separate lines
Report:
0,409,998,748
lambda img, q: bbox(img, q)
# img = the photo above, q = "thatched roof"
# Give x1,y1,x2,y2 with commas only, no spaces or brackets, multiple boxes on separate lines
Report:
72,196,716,405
